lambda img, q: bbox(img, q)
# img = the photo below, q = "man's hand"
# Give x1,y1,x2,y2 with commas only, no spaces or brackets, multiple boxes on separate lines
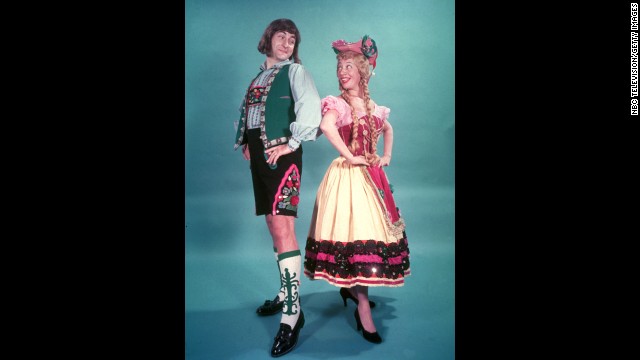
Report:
264,144,292,166
242,144,250,160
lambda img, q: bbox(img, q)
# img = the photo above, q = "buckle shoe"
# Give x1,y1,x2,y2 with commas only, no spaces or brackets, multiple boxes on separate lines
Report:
256,295,284,316
270,311,305,357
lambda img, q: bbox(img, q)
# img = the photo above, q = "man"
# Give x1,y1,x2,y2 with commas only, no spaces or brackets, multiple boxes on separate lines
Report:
234,18,321,357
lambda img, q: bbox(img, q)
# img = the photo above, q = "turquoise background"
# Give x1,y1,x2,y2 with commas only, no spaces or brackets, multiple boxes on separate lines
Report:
186,0,455,359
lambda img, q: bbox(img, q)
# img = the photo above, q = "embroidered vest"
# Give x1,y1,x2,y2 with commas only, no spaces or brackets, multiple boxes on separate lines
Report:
234,64,296,150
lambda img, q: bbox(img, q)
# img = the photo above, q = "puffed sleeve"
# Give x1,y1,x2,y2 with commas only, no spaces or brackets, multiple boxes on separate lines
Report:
288,63,322,150
321,95,353,127
374,105,391,123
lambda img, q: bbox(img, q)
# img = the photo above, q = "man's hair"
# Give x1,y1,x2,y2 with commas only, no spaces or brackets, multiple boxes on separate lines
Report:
257,18,301,64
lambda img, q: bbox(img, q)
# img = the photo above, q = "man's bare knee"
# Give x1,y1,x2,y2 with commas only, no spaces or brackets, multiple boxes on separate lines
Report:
267,215,293,237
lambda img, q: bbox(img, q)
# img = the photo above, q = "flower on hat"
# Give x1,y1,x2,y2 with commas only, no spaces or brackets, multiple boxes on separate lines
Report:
360,35,377,68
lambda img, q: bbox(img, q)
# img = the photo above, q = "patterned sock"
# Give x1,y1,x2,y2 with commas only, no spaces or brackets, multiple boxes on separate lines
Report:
274,247,284,302
277,250,302,328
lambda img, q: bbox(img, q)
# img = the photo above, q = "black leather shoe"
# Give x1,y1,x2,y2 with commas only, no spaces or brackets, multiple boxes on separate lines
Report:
270,311,305,357
256,295,284,316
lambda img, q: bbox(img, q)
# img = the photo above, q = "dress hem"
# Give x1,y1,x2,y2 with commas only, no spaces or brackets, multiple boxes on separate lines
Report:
303,269,411,288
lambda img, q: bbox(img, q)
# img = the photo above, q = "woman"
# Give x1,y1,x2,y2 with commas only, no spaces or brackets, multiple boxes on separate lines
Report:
303,35,410,344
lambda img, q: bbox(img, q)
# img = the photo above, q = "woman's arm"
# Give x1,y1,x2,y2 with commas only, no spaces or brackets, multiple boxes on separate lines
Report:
378,120,393,167
320,109,368,167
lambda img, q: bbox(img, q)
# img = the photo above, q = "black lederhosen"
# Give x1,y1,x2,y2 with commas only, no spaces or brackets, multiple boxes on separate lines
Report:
246,128,303,217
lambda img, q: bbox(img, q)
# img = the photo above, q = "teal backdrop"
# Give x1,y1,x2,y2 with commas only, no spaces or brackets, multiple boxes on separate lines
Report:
186,0,455,359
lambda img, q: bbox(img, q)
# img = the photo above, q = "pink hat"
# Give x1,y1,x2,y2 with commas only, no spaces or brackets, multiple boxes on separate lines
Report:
331,35,378,69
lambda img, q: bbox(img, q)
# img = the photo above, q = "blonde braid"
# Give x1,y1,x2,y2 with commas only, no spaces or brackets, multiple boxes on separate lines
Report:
336,50,380,164
361,79,381,165
340,91,361,154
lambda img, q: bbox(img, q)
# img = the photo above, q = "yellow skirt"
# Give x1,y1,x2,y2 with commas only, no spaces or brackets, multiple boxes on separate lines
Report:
304,157,410,287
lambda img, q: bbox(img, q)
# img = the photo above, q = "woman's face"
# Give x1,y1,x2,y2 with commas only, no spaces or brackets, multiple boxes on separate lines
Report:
337,58,361,92
269,31,296,62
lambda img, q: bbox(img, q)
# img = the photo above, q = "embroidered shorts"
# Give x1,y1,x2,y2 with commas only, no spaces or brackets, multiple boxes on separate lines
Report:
246,129,303,217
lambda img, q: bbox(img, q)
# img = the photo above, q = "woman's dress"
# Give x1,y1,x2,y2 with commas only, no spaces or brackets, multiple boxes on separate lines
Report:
303,96,410,287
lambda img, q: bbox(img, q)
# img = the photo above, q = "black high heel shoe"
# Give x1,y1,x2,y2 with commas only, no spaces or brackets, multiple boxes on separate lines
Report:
354,309,382,344
340,288,376,308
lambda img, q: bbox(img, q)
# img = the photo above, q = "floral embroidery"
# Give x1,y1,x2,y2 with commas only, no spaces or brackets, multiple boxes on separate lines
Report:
246,86,265,106
258,67,282,150
274,165,301,213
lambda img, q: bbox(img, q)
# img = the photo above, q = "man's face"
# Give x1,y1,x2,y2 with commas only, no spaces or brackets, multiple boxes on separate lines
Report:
269,31,296,62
